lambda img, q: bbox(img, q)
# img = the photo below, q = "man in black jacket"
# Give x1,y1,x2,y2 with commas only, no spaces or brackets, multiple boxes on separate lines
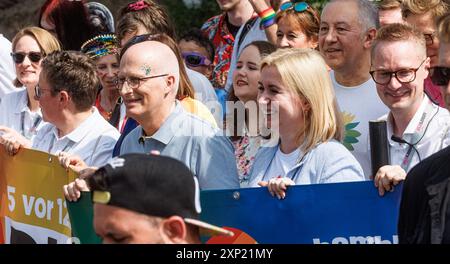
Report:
398,13,450,244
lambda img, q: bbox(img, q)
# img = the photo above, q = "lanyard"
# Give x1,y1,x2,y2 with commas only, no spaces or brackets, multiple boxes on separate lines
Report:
47,134,74,155
21,112,42,139
398,100,439,171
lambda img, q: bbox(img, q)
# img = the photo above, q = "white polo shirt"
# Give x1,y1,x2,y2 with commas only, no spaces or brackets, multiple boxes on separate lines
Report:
381,96,450,173
0,89,44,140
32,107,120,167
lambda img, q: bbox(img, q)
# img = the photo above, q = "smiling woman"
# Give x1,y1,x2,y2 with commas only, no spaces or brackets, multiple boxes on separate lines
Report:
81,34,127,132
0,26,60,155
226,41,276,187
248,48,364,199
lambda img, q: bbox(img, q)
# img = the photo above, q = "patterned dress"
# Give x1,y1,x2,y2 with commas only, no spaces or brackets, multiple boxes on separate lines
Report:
233,134,263,188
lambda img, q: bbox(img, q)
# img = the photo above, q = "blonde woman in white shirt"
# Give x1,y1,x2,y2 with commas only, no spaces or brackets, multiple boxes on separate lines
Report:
0,27,60,155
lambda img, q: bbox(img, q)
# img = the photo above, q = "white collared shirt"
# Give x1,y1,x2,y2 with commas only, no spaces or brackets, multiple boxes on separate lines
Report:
32,107,120,167
381,96,450,172
0,89,44,140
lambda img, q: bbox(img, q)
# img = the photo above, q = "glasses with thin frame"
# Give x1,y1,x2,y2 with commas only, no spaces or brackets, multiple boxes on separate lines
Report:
115,74,169,91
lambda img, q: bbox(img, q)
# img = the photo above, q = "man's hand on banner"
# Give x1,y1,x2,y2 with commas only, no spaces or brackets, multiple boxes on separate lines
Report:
58,152,88,172
0,126,31,156
258,176,295,199
64,178,90,202
373,165,406,196
59,152,98,202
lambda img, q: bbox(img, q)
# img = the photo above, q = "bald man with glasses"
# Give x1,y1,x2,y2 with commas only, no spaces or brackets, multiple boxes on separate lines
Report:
114,36,238,190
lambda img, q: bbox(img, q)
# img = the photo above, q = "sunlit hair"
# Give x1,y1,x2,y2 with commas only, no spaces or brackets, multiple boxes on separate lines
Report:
402,0,449,22
11,26,61,87
275,4,320,44
260,48,343,153
117,0,176,45
378,0,403,10
371,23,426,60
438,13,450,43
42,51,98,111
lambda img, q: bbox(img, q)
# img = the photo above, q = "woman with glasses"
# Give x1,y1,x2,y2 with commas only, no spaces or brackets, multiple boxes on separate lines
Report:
81,34,127,133
275,1,320,49
227,41,276,187
0,27,60,155
248,49,364,199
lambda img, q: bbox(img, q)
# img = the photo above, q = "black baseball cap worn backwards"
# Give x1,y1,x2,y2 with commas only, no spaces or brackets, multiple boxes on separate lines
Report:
89,153,233,237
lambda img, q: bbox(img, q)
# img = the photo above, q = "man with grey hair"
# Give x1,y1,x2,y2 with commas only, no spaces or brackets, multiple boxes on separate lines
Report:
319,0,388,178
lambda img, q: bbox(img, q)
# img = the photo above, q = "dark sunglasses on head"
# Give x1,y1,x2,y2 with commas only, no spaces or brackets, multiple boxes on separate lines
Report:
181,52,211,67
280,1,309,12
11,52,43,64
431,66,450,86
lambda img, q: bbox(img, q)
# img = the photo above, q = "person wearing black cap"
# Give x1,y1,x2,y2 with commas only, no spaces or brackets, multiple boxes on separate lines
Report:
89,153,233,244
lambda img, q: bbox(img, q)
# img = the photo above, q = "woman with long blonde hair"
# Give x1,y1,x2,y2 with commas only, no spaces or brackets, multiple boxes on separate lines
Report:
249,48,364,199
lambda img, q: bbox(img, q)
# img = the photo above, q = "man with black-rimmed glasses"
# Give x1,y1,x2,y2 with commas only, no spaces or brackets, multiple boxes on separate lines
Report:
370,23,450,196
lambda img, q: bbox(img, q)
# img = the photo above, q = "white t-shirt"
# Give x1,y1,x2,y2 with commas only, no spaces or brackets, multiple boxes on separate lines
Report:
331,71,389,178
265,146,302,179
0,89,45,141
381,95,450,173
0,34,16,102
32,107,120,167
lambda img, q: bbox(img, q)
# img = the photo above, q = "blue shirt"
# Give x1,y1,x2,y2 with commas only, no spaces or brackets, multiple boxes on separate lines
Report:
120,102,239,190
248,140,365,186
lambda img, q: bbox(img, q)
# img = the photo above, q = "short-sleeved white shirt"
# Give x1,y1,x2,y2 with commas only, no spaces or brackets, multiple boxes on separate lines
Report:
32,107,120,167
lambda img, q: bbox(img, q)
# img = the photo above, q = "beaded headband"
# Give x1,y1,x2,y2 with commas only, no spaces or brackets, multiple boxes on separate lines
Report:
81,34,119,59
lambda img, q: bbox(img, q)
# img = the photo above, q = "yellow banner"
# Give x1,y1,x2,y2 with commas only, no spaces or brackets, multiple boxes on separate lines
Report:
0,147,76,244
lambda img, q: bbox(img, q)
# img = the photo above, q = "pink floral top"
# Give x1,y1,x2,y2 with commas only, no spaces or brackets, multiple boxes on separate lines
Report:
233,135,263,187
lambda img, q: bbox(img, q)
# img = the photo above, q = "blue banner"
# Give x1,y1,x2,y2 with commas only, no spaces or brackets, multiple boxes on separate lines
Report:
201,181,402,244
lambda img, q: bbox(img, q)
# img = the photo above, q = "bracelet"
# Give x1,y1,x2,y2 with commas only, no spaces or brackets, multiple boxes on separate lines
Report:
258,7,276,30
258,6,275,18
260,17,276,30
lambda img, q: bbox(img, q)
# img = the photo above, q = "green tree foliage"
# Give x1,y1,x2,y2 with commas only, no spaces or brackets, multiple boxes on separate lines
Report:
162,0,220,37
